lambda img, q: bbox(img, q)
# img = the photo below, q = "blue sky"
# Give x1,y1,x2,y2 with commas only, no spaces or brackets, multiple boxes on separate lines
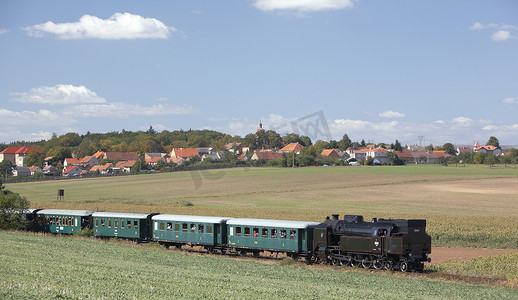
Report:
1,0,517,146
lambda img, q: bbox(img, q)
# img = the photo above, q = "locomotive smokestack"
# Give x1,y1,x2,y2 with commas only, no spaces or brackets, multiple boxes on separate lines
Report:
332,214,339,220
372,218,378,223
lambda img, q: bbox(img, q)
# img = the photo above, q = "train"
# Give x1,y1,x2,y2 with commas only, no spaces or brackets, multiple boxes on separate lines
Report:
22,209,431,272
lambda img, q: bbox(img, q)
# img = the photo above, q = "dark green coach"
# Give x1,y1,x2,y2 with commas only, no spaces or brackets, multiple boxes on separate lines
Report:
36,209,94,234
92,212,158,240
152,215,232,250
226,218,320,257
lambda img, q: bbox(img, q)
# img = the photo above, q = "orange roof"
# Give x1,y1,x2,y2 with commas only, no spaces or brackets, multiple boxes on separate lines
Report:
254,152,283,160
0,146,42,154
280,143,304,152
169,157,184,164
80,156,95,163
29,166,41,172
371,147,388,153
172,148,199,158
93,151,105,159
62,165,80,174
65,158,82,165
116,160,137,168
104,152,139,161
146,157,163,164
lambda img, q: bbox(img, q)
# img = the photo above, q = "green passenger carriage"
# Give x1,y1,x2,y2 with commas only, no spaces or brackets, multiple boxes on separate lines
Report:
92,212,158,240
35,209,94,234
226,219,320,258
152,215,232,252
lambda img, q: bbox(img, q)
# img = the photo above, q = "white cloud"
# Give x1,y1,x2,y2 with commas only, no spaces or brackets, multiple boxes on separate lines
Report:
254,0,354,12
378,110,405,118
0,28,8,36
0,108,64,126
492,30,511,41
502,97,518,104
25,13,177,40
470,22,517,42
12,84,107,105
451,116,473,128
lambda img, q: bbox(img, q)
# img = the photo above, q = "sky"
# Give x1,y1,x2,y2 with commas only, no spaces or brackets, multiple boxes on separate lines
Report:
0,0,517,146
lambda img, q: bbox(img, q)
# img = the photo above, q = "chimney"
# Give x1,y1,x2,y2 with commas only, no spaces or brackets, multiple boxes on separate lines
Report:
332,214,339,220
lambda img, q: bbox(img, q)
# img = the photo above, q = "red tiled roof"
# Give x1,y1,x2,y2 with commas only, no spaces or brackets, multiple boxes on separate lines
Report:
146,157,163,164
29,166,41,172
93,151,105,159
80,156,95,163
65,158,82,165
171,148,199,158
0,146,42,154
280,143,304,152
62,165,80,175
116,160,137,168
254,152,283,160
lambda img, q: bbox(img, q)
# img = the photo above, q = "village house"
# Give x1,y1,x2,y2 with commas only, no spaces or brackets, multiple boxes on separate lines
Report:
170,148,200,160
320,149,341,160
280,143,304,154
251,152,283,161
90,163,113,175
168,156,185,166
224,142,250,155
62,165,81,177
80,156,98,167
365,147,390,164
114,160,137,173
42,165,57,175
346,147,369,161
64,158,82,166
28,166,42,175
144,153,169,164
146,156,165,166
473,142,502,155
0,146,42,167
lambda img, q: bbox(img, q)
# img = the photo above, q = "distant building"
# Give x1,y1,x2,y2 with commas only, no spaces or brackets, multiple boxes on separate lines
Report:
0,146,42,166
13,166,31,177
170,148,200,160
251,152,283,161
280,143,304,154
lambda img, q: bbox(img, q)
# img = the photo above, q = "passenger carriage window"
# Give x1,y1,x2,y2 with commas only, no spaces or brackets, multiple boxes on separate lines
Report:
101,218,105,227
217,225,221,234
115,219,118,228
280,230,287,239
290,230,296,240
127,220,131,228
182,223,188,232
236,227,242,236
121,219,125,229
244,227,250,236
199,224,204,233
175,223,180,231
302,230,306,241
70,217,73,226
167,222,172,231
207,225,212,234
191,224,196,232
253,228,259,237
108,219,111,228
45,216,49,225
271,229,277,238
262,228,268,238
134,220,138,229
58,218,61,226
95,219,98,227
160,222,165,231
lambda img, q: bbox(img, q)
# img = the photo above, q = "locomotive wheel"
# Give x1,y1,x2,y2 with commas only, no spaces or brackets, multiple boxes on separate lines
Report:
350,259,360,268
373,259,383,270
361,258,372,269
384,261,393,270
400,262,409,273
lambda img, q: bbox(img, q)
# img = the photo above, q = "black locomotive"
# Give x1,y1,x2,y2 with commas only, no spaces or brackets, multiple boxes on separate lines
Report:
312,214,431,272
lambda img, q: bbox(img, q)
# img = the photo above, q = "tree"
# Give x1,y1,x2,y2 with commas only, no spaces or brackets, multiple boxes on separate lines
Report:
500,154,512,167
338,134,352,150
487,136,500,148
485,154,497,168
425,144,434,151
443,143,456,156
0,160,14,179
0,189,30,230
473,152,486,164
393,140,403,152
24,150,44,168
47,146,72,161
386,151,404,165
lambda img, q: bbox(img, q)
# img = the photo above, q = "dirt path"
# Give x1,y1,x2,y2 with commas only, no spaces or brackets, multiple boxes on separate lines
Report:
430,247,518,264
